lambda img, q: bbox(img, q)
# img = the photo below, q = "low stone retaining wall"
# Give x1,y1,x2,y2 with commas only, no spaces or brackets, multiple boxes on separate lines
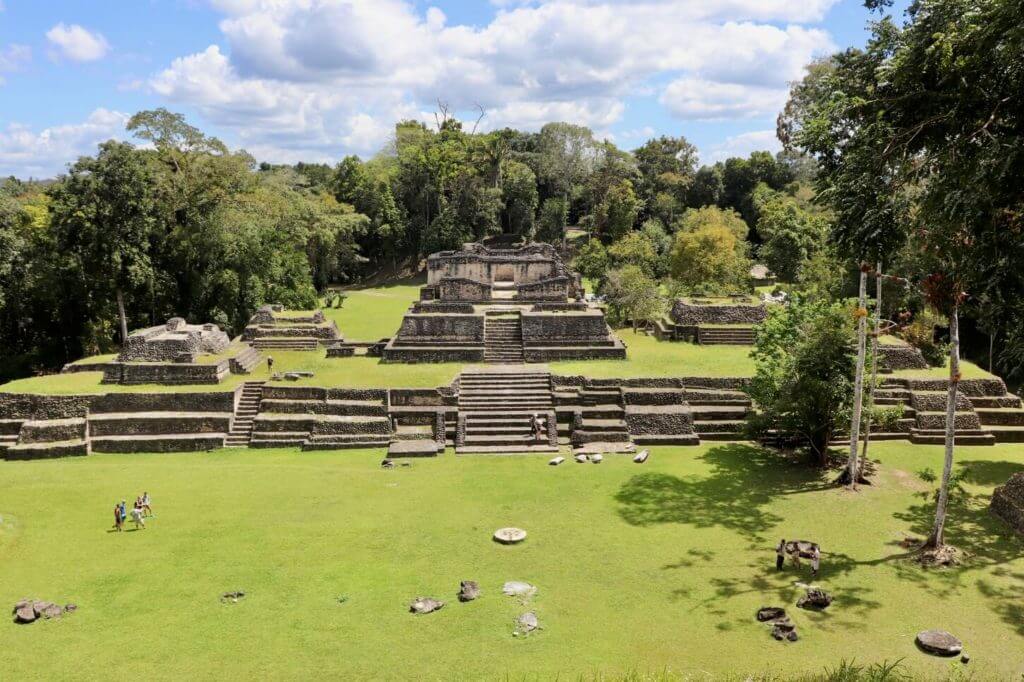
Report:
878,344,929,371
670,301,766,326
102,361,229,385
90,391,238,414
0,393,94,420
624,405,695,435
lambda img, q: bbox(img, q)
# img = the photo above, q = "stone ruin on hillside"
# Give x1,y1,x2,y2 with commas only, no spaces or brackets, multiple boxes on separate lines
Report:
117,318,230,363
381,242,625,363
991,471,1024,535
242,304,341,351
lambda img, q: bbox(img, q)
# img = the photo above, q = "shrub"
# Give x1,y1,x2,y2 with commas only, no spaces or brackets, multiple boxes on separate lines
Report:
898,311,948,366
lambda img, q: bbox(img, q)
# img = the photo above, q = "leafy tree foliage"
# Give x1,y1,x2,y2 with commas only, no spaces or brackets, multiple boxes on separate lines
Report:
603,265,666,331
669,222,751,293
747,299,857,464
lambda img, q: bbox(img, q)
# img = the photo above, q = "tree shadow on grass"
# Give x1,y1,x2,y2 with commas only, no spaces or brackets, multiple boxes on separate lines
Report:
614,443,830,543
976,568,1024,636
957,459,1024,487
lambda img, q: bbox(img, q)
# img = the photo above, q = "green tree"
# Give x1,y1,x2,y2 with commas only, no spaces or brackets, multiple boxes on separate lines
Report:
48,141,156,345
673,205,748,240
500,159,538,237
607,230,660,273
756,197,828,282
669,222,751,293
746,298,857,464
603,265,666,331
536,196,568,243
594,179,641,241
574,239,609,289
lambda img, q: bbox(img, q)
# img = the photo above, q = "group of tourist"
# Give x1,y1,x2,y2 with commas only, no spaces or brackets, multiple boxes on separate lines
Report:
775,538,821,578
112,493,153,532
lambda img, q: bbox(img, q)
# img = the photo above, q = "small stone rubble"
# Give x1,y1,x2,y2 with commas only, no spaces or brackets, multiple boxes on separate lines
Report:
458,581,480,602
12,599,76,624
756,606,798,642
797,587,833,610
916,629,963,656
409,597,444,614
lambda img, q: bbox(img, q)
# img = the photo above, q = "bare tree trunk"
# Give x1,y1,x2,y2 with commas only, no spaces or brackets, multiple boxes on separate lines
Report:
859,261,882,475
989,331,994,374
847,266,869,488
926,306,960,549
116,288,129,347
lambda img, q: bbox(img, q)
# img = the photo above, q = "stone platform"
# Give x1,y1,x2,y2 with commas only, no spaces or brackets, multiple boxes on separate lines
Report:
381,242,624,363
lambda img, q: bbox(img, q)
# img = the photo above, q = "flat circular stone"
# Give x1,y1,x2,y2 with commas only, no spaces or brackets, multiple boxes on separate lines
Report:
916,630,963,656
494,527,527,544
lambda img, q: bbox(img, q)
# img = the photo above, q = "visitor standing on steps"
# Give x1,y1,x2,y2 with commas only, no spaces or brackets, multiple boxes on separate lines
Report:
531,413,545,442
267,355,274,374
775,539,786,571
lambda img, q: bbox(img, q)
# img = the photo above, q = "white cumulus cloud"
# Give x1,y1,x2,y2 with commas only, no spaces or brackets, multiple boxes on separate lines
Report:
701,129,781,164
0,108,130,178
46,23,110,62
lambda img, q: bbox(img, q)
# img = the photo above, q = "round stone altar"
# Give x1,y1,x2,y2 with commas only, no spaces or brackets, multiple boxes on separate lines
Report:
493,527,527,544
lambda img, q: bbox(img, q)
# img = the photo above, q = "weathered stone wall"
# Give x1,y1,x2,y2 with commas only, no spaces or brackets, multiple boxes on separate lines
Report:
389,389,456,407
395,314,484,342
902,377,1007,397
991,472,1024,535
624,405,695,435
412,301,476,314
101,361,228,385
90,391,237,413
438,278,492,301
670,301,767,326
0,393,94,420
878,344,930,371
18,418,87,444
118,319,229,362
90,414,231,437
516,277,569,302
520,311,611,344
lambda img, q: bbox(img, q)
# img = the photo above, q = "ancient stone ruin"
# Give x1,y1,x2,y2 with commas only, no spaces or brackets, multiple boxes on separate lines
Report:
242,305,341,351
990,471,1024,535
381,242,625,363
657,296,767,345
117,318,230,363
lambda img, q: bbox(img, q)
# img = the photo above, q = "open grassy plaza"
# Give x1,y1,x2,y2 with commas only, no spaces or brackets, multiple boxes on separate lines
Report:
1,441,1023,680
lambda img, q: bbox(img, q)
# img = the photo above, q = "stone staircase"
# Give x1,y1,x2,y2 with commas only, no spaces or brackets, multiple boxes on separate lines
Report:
972,393,1024,442
686,387,753,440
225,381,265,448
229,346,262,374
570,386,634,454
457,370,557,453
484,314,525,363
252,337,320,351
697,326,756,345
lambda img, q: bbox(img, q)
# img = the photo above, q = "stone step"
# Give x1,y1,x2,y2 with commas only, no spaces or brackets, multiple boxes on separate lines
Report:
691,405,751,420
695,420,748,433
455,444,559,454
253,337,319,350
580,418,629,432
301,434,391,450
581,405,625,419
459,397,553,405
573,429,631,444
463,434,553,445
698,431,745,441
909,429,996,446
572,441,635,454
632,434,701,446
4,440,88,460
969,395,1022,409
388,439,442,457
91,433,225,453
988,425,1024,443
975,408,1024,426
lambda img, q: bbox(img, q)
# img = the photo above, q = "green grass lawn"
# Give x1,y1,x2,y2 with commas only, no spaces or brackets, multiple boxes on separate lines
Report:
322,282,423,342
2,441,1023,680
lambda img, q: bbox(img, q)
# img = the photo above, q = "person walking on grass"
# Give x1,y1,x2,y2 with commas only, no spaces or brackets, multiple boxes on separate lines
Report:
142,491,152,517
129,505,146,530
811,545,821,579
119,500,127,525
775,539,786,571
113,503,123,532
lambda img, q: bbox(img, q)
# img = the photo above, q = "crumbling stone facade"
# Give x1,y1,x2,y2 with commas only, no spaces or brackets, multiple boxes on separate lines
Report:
382,242,624,362
991,472,1024,535
118,318,230,363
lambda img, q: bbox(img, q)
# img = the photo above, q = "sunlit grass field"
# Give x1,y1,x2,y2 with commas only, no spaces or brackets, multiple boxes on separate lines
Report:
2,442,1023,680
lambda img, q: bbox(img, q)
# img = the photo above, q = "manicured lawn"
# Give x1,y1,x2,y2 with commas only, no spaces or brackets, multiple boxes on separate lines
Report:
322,282,422,341
552,329,757,378
0,371,251,395
2,441,1023,680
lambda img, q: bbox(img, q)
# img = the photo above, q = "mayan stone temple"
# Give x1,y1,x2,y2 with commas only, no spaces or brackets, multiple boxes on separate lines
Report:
382,242,625,363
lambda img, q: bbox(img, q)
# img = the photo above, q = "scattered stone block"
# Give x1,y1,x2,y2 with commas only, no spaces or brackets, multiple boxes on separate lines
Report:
458,581,480,602
756,606,787,622
221,591,246,603
12,598,75,624
916,630,963,656
502,581,536,598
13,601,36,624
410,597,444,614
548,456,565,466
494,527,527,544
797,587,833,610
591,453,603,463
574,454,589,463
515,611,539,635
633,449,649,463
380,459,395,468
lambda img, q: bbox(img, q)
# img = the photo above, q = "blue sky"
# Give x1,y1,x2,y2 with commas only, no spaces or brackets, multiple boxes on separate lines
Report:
0,0,907,178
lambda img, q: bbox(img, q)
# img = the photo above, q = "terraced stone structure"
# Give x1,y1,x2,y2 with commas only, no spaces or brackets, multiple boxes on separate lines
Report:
991,472,1024,535
657,297,768,345
100,318,261,385
243,305,341,351
381,242,625,363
